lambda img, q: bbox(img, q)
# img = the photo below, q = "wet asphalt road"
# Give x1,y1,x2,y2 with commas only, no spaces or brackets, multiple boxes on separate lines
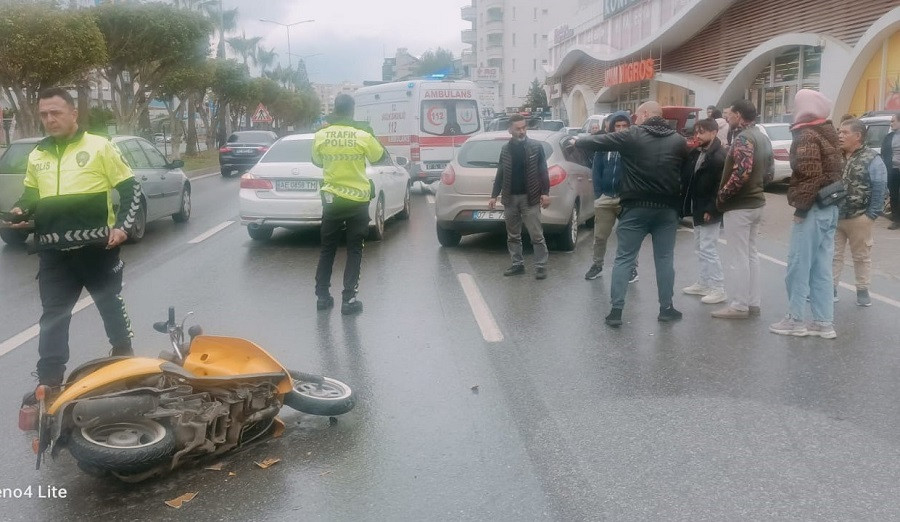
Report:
3,176,900,520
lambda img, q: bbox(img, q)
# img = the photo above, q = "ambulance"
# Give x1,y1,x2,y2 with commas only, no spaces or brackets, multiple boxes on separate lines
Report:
354,80,483,184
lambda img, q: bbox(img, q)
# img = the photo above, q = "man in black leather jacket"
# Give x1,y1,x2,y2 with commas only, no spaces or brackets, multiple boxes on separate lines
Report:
574,101,689,326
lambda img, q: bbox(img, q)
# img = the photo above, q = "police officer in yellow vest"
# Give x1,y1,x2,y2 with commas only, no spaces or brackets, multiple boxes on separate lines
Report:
312,94,385,315
4,88,142,403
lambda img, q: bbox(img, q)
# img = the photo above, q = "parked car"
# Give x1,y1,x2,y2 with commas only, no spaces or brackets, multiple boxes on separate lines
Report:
434,130,595,251
153,133,172,143
861,115,892,154
538,119,566,131
0,135,191,245
238,134,411,241
757,122,793,184
219,130,279,177
580,114,611,134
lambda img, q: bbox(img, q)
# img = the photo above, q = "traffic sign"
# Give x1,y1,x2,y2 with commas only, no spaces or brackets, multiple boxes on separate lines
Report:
251,103,273,124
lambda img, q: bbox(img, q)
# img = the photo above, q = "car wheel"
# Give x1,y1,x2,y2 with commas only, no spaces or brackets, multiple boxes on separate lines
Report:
436,223,461,247
0,228,29,246
398,183,411,220
369,195,385,241
557,203,578,252
247,224,273,241
127,201,147,243
172,186,191,223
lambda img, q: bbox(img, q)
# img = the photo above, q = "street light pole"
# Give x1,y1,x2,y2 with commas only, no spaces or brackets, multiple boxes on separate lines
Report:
259,18,314,71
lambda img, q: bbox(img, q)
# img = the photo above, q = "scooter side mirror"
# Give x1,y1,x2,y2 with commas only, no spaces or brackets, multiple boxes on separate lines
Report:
188,325,203,338
153,321,169,333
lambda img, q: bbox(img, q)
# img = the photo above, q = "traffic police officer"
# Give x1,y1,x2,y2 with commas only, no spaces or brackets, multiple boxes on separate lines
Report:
6,87,142,401
312,93,385,315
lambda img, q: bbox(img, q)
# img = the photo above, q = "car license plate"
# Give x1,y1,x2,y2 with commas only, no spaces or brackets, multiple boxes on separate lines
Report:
473,210,504,220
235,149,254,155
276,180,318,191
426,162,447,170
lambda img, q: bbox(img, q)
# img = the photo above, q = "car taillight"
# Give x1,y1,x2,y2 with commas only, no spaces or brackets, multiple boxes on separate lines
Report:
549,165,567,187
773,148,790,161
256,146,269,153
410,135,421,162
441,164,456,185
240,173,273,190
219,146,232,153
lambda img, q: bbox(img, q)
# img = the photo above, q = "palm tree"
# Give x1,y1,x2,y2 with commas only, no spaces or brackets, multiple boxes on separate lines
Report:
200,1,239,59
257,47,278,76
226,32,263,70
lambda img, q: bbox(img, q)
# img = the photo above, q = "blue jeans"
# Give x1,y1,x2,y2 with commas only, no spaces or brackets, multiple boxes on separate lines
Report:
611,206,678,309
693,222,724,290
785,204,838,323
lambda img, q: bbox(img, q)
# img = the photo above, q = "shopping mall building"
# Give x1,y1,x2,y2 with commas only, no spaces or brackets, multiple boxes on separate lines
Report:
546,0,900,125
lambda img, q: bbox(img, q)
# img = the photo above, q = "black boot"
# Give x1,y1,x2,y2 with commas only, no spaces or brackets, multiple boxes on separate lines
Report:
317,295,335,310
110,340,134,357
341,297,363,316
658,306,683,322
605,308,623,327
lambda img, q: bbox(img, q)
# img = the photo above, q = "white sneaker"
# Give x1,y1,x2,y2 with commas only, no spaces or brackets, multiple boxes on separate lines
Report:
682,283,710,296
807,322,837,339
700,288,727,304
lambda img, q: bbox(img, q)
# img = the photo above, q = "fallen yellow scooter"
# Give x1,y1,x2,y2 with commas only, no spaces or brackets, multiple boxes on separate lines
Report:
20,307,355,482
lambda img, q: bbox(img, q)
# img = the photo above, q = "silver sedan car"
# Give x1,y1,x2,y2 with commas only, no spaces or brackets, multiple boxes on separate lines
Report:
0,135,191,245
434,130,595,251
757,123,793,185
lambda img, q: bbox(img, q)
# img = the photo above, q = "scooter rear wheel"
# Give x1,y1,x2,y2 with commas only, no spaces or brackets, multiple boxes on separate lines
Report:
69,418,175,476
283,375,355,416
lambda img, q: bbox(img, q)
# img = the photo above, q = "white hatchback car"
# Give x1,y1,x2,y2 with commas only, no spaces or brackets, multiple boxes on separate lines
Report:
238,134,412,241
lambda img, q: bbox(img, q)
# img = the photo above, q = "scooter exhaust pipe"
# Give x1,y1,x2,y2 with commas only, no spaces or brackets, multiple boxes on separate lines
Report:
71,395,158,427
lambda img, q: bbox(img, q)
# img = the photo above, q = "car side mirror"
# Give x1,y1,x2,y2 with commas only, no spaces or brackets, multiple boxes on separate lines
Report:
168,159,185,169
395,156,409,167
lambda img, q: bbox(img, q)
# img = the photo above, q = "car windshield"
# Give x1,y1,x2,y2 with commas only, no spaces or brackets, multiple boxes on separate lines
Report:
457,138,552,168
865,123,890,149
259,139,313,163
0,142,37,174
762,125,792,141
539,120,565,131
227,131,276,144
420,100,481,136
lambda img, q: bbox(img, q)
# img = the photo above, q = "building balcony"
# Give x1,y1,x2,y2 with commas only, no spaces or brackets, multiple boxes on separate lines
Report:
461,29,476,45
484,45,503,60
484,18,503,33
461,50,476,68
461,5,476,22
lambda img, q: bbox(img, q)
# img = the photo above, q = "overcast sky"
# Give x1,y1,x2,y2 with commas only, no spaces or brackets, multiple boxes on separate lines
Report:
228,1,469,84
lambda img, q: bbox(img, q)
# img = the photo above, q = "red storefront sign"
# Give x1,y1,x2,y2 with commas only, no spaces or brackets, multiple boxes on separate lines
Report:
605,58,656,87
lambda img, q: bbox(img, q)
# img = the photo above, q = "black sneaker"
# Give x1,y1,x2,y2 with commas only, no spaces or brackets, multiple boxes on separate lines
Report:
503,265,525,276
605,308,623,327
888,222,900,230
857,288,872,307
109,343,134,357
658,305,683,322
21,384,60,407
535,266,547,280
341,298,363,315
584,264,602,280
628,268,639,284
317,295,334,311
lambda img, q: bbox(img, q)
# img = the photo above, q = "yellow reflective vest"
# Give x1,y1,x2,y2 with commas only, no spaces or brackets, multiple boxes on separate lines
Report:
312,121,385,203
17,130,140,250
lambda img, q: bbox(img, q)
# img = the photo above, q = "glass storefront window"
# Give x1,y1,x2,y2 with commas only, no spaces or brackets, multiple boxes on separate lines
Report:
749,46,821,123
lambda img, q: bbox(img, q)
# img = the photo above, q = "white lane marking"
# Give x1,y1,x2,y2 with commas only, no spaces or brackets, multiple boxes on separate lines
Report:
0,294,95,357
192,171,222,181
426,194,435,205
457,273,504,343
188,220,235,244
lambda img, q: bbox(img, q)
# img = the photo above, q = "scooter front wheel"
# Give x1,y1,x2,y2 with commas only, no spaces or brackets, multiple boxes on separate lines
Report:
283,375,355,416
69,418,175,476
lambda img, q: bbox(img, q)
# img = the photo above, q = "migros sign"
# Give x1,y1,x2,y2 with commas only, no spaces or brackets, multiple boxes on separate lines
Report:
604,59,656,87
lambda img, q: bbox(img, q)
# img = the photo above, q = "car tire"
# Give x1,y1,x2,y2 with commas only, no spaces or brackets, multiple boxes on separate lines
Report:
436,224,461,247
128,200,147,243
0,228,29,246
397,183,411,220
172,186,191,223
556,203,578,252
368,194,385,241
247,224,273,241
